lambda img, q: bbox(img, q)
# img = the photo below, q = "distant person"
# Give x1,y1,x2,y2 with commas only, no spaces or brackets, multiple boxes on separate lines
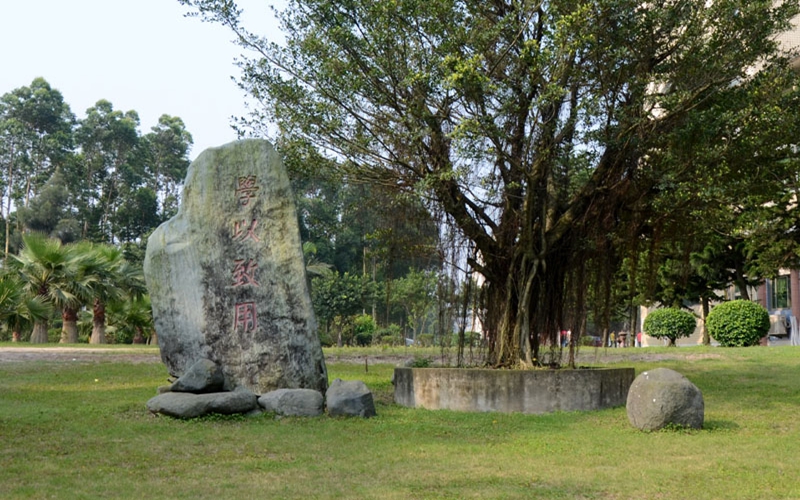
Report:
636,331,642,347
609,332,616,348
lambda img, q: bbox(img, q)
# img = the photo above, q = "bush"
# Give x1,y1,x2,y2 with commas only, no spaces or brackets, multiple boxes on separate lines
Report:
353,314,376,346
354,332,373,346
318,331,334,347
416,333,434,347
643,308,697,344
706,300,770,347
376,324,403,346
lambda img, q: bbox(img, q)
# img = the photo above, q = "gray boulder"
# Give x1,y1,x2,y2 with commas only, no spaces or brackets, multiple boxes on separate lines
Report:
626,368,704,431
170,358,226,393
144,139,327,394
326,379,376,418
146,388,258,419
258,388,324,417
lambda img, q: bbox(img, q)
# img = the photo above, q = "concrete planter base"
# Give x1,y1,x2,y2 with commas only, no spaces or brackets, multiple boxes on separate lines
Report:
394,367,634,414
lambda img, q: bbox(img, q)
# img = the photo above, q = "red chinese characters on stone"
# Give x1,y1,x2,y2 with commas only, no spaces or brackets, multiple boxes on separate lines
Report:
233,219,260,242
231,259,259,287
235,175,260,206
233,302,258,333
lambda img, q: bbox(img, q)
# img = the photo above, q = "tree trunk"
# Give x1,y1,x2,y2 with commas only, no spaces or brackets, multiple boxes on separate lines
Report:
4,143,13,258
701,296,711,346
132,327,145,344
90,298,107,344
61,308,79,343
30,321,49,343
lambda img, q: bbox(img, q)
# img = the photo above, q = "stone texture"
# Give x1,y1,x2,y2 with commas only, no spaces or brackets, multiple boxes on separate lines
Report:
146,388,258,419
144,139,327,394
170,358,226,393
626,368,704,431
394,367,634,414
258,388,324,417
326,379,376,418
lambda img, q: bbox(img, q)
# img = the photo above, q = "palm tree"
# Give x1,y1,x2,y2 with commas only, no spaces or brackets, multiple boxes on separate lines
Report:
60,241,100,343
89,244,146,344
7,234,93,343
0,271,52,341
106,295,153,344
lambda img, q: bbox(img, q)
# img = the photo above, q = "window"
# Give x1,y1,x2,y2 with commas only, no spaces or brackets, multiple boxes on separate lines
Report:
771,275,791,310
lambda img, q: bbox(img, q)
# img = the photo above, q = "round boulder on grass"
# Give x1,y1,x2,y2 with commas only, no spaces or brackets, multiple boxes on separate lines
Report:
626,368,704,431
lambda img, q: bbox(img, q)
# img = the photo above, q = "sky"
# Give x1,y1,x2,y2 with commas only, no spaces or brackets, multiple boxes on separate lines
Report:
0,0,284,160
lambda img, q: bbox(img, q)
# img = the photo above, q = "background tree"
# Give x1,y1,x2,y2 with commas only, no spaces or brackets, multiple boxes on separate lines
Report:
7,234,89,343
0,78,75,255
182,0,800,366
16,169,82,243
87,243,147,344
0,270,52,341
141,114,193,220
311,271,376,346
391,269,438,343
72,100,141,242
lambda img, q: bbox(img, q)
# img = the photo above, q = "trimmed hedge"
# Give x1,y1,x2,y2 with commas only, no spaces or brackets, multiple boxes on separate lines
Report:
643,308,697,343
706,300,769,347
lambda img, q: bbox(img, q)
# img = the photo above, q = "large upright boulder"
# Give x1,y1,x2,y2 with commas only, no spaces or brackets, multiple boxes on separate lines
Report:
144,139,327,394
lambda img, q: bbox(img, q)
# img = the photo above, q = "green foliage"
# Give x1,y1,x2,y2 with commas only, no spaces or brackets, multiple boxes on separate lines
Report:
643,308,697,343
353,314,376,346
416,333,434,347
408,356,432,368
311,271,376,331
375,324,403,346
1,78,193,247
318,330,334,347
181,0,800,368
706,300,770,347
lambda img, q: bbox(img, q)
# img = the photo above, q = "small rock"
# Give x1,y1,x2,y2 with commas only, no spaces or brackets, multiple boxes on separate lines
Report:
146,388,258,419
326,379,376,418
169,358,226,394
258,388,324,417
626,368,704,431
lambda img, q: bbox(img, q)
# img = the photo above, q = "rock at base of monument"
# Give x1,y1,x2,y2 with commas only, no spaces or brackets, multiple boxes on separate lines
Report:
169,358,227,394
326,379,376,418
146,388,258,419
258,388,324,417
626,368,704,431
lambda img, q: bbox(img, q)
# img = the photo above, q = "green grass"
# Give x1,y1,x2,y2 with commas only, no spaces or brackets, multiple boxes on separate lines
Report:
1,347,800,499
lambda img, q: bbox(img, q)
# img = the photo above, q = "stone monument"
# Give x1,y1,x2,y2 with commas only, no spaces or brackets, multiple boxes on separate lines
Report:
144,139,327,394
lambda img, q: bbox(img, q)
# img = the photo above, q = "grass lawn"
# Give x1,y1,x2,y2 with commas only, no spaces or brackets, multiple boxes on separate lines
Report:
1,345,799,499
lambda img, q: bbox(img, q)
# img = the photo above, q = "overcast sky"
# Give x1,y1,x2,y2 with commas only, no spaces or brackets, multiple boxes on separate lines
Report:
0,0,283,159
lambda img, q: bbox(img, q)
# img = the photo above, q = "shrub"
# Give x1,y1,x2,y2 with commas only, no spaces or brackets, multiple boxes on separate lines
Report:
417,333,434,347
353,314,376,346
376,324,403,346
318,331,334,347
643,308,697,344
409,356,432,367
706,300,770,347
354,332,373,346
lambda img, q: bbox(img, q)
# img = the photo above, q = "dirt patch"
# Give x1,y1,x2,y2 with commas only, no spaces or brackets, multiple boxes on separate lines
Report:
0,347,161,364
